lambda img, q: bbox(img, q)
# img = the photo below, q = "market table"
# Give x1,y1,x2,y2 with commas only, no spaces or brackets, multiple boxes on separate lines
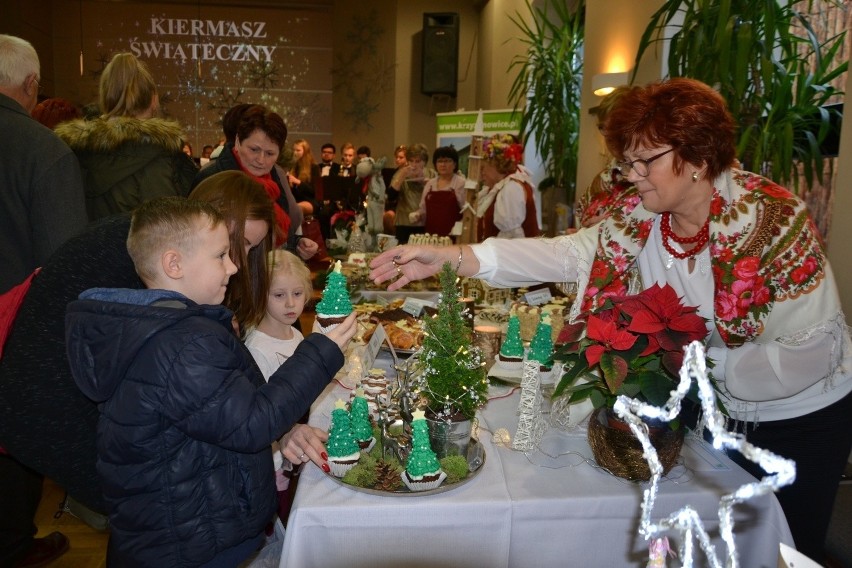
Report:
280,357,793,568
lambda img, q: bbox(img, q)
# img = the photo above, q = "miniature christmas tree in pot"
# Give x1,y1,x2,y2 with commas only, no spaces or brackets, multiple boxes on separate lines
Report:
413,262,487,458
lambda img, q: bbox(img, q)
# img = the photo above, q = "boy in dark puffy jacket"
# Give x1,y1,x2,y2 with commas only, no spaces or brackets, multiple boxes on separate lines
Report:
66,197,356,567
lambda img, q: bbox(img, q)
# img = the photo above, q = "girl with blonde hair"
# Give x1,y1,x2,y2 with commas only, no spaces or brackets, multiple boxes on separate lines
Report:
244,249,322,523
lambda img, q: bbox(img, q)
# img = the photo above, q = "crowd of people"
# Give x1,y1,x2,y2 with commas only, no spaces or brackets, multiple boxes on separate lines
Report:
2,29,850,568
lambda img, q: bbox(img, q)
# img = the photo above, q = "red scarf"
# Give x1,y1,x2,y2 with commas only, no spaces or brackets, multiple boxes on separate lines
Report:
232,148,290,246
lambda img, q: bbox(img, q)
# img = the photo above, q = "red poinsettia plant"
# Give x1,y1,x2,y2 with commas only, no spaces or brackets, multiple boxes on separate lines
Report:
553,283,710,414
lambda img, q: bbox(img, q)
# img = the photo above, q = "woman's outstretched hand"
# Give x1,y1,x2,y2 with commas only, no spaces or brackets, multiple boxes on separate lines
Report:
369,245,468,292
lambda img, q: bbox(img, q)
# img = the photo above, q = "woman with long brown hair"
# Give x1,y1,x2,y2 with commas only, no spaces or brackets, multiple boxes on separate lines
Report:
287,138,321,217
189,170,276,330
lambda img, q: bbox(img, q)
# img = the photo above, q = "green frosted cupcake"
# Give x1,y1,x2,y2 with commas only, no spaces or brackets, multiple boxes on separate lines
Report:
315,260,353,332
402,409,446,491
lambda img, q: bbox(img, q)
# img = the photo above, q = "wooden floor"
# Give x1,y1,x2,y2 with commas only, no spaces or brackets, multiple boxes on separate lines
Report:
33,478,108,567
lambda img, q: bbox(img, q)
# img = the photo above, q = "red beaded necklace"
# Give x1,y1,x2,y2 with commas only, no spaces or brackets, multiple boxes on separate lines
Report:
660,212,710,260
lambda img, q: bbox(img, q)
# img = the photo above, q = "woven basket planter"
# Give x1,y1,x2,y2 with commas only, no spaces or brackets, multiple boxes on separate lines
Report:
587,407,685,481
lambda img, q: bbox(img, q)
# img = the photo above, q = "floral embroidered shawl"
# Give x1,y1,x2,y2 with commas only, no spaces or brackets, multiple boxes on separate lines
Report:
580,169,827,348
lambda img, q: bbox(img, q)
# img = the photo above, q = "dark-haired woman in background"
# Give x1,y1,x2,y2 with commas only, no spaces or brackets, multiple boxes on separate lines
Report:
194,104,318,260
409,145,466,237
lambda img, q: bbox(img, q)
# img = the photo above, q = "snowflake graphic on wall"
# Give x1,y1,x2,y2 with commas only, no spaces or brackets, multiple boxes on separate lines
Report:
330,8,395,132
207,87,246,117
88,52,112,80
248,61,281,91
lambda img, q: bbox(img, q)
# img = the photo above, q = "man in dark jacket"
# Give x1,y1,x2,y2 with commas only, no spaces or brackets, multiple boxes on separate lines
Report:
0,35,86,293
65,198,355,566
0,33,86,568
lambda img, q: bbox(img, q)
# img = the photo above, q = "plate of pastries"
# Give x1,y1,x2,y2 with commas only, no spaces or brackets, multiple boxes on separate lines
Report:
355,300,430,354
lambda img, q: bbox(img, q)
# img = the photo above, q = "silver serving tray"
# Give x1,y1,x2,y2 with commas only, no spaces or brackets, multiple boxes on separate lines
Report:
324,438,485,497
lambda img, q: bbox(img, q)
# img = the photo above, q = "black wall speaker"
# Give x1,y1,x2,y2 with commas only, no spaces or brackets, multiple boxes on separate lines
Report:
421,12,459,97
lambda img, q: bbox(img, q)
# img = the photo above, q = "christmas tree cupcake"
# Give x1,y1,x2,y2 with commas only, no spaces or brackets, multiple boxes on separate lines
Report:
350,387,376,452
527,313,554,380
315,260,353,332
495,314,525,371
326,399,361,477
402,409,446,491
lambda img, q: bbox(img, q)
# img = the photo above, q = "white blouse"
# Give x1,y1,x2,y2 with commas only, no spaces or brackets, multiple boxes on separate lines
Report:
472,219,852,422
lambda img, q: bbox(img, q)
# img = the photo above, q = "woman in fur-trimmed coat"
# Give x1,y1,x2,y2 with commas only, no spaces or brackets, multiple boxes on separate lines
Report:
56,116,197,221
55,53,197,221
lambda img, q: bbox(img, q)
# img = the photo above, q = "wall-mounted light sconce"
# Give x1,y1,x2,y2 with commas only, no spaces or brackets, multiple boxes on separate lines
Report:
79,1,84,76
591,71,630,97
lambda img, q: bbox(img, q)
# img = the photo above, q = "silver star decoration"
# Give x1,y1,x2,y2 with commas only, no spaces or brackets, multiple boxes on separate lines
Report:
612,342,796,568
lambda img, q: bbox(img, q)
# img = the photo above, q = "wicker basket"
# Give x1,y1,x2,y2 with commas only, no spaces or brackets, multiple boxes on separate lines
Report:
587,407,685,481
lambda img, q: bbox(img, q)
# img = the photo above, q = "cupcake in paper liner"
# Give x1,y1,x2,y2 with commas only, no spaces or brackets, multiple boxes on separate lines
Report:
401,469,447,492
349,387,376,453
526,313,554,380
494,353,524,371
403,409,445,491
328,452,361,477
495,314,525,371
537,364,555,383
326,400,361,477
315,260,353,332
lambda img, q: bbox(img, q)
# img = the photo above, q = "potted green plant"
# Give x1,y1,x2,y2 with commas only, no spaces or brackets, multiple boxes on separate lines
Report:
412,262,488,458
634,0,846,192
553,283,711,479
507,0,585,230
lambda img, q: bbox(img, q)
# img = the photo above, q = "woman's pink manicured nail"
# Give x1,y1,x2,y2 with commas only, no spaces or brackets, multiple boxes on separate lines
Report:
321,463,330,473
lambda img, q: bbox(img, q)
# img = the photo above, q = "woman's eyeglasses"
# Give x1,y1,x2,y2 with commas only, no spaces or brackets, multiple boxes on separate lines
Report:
616,148,674,177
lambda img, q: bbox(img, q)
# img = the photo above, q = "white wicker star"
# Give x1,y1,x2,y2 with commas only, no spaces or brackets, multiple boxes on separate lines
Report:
612,341,796,568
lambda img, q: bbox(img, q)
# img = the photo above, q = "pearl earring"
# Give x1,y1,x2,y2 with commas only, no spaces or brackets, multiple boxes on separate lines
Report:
692,172,699,183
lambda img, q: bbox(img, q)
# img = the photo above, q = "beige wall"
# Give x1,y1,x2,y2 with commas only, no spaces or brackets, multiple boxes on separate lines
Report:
390,1,481,156
326,1,482,161
827,70,852,316
477,0,530,111
576,0,664,201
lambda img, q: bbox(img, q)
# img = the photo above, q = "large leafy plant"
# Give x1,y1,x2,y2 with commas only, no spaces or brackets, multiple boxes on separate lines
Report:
508,0,585,205
634,0,846,191
553,284,709,413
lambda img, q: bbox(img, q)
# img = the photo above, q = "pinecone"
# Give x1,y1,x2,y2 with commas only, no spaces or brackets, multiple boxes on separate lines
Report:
374,460,402,491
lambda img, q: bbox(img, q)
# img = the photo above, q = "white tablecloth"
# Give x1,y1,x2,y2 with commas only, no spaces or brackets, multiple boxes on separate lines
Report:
280,361,793,568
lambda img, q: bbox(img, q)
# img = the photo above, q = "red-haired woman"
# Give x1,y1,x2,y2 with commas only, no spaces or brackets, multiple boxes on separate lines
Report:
370,78,852,563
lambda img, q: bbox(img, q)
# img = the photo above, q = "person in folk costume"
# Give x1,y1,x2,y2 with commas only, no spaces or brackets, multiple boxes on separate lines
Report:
477,134,540,239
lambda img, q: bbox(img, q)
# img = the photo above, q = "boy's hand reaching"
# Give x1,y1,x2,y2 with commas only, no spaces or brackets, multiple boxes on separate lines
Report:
323,312,357,352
